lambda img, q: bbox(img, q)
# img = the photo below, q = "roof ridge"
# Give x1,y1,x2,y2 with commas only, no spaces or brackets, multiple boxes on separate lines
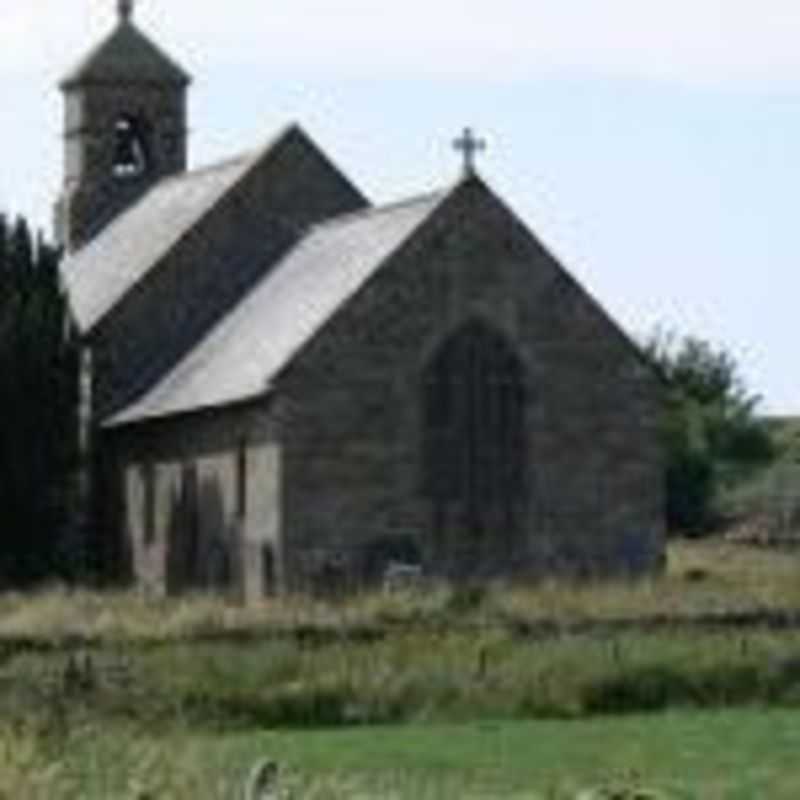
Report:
143,123,304,190
170,123,312,185
311,186,453,233
162,151,256,184
65,154,253,265
63,126,308,274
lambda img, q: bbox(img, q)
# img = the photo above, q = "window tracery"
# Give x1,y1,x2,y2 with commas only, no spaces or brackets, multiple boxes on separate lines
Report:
423,320,527,557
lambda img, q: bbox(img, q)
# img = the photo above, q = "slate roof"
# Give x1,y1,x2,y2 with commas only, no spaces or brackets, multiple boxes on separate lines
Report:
109,189,451,426
60,19,190,88
61,150,260,332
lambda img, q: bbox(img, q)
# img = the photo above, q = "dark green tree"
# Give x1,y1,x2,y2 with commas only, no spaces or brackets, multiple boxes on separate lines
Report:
0,214,78,585
645,331,775,534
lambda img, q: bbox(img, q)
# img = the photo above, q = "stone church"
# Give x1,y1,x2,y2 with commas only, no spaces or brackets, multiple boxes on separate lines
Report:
58,2,665,599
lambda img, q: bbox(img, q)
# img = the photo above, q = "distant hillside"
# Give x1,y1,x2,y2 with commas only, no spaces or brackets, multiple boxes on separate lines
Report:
722,416,800,542
765,416,800,463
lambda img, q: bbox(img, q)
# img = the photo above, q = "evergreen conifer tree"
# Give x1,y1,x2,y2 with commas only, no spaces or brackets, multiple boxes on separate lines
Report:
0,214,77,585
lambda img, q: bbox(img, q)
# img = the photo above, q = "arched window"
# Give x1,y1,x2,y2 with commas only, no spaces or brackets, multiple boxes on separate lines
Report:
112,114,150,178
423,321,527,566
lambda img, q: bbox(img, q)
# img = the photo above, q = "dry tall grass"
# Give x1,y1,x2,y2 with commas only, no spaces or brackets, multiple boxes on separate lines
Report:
0,539,798,645
1,539,800,797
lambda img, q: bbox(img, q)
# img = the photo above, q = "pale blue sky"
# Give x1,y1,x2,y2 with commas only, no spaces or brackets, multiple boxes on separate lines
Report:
1,1,798,413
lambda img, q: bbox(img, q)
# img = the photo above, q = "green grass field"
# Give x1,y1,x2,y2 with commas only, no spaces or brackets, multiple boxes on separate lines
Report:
4,710,800,798
3,539,800,797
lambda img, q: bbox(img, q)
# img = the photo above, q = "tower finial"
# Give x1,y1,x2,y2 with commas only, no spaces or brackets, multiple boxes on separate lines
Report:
118,0,134,22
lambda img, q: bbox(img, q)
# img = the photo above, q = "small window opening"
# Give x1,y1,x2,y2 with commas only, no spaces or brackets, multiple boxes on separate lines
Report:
262,543,276,596
112,114,150,178
141,462,156,546
236,439,248,519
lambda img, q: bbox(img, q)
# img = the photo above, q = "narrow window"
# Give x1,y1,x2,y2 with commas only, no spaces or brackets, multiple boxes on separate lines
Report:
141,462,156,546
262,544,275,596
112,114,150,178
167,462,199,593
236,439,248,519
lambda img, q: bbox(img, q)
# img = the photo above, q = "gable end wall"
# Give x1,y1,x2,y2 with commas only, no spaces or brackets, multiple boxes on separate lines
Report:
274,179,665,587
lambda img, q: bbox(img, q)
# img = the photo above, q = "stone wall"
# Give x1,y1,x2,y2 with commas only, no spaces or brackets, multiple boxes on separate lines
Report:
275,178,665,589
108,399,283,601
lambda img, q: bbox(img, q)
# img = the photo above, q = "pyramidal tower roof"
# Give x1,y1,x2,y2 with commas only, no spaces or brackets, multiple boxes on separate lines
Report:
60,2,191,89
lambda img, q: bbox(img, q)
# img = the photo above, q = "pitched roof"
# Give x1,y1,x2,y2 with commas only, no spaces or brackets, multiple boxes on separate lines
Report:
61,151,256,332
109,189,451,427
60,20,190,88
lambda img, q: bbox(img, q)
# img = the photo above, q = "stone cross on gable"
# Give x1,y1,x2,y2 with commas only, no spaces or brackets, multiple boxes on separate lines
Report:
118,0,134,22
453,127,486,176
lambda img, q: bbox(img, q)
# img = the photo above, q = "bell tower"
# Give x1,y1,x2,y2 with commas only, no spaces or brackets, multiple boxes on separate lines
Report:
56,1,191,251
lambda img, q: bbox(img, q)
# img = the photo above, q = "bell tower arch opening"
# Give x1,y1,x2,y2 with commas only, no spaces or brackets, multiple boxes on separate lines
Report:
422,320,527,577
112,114,152,179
